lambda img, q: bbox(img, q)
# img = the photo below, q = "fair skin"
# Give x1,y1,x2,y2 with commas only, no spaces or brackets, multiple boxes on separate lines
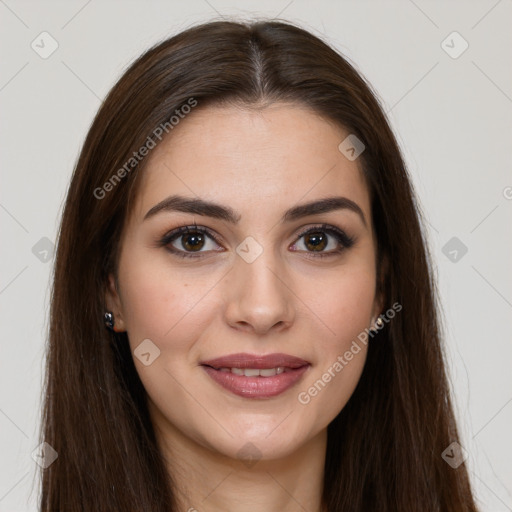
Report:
106,102,383,512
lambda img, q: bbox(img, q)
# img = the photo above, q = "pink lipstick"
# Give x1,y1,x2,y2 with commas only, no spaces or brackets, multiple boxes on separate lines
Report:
201,353,310,399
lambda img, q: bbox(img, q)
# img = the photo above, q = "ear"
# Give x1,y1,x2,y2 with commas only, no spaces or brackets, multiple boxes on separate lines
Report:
105,273,126,332
371,292,385,326
371,254,388,323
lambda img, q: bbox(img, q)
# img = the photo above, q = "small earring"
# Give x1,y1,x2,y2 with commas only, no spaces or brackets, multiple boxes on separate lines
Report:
370,315,385,334
104,311,115,331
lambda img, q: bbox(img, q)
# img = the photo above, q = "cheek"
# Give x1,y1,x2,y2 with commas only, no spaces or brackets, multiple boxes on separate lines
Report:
117,250,211,353
296,267,376,424
311,264,377,348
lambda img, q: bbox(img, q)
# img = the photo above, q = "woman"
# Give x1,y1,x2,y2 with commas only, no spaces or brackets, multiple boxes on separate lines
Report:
39,19,478,511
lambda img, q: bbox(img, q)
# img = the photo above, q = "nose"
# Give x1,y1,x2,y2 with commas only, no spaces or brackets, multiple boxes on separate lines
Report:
223,249,296,335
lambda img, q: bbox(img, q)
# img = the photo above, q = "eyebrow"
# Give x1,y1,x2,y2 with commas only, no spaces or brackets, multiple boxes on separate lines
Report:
144,194,367,227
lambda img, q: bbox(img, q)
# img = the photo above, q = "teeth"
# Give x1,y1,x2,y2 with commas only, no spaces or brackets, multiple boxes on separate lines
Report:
217,367,287,377
244,368,261,377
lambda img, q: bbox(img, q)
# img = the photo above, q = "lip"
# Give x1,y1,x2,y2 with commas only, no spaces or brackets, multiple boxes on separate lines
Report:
201,352,310,369
201,352,311,399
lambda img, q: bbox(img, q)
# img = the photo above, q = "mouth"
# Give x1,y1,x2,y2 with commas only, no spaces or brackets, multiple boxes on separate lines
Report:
200,353,311,399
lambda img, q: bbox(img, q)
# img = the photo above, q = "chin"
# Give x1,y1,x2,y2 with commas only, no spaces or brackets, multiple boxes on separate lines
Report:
200,415,315,462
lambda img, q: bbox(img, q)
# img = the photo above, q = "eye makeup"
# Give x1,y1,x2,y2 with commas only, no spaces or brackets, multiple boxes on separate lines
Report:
156,222,355,260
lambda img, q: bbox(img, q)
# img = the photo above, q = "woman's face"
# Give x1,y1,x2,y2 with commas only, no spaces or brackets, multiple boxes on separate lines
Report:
107,102,382,462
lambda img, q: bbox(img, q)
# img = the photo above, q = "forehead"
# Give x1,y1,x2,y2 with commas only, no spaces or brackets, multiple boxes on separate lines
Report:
131,102,371,226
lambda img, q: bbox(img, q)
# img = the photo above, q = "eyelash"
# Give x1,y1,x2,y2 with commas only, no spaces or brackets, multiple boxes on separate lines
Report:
158,223,355,260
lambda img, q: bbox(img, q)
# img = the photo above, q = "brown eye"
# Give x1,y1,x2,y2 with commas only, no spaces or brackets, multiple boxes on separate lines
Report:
304,231,328,252
160,225,223,259
181,232,206,252
291,224,355,257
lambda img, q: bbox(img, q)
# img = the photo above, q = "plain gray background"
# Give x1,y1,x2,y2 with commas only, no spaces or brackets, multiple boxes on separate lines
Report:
1,1,511,510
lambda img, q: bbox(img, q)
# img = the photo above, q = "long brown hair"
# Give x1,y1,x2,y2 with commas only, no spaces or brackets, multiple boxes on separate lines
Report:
39,19,478,511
